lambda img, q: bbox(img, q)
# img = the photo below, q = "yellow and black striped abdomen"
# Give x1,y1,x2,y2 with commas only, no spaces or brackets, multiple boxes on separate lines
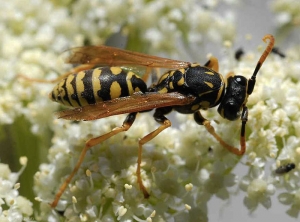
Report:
50,67,147,107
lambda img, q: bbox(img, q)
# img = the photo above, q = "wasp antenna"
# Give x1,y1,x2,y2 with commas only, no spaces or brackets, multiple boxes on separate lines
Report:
252,34,275,79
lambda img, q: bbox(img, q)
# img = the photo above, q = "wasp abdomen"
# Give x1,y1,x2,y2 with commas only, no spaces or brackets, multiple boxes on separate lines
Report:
50,67,147,107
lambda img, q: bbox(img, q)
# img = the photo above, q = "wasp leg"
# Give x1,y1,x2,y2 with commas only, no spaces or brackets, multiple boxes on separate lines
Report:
203,56,219,73
18,64,95,83
50,112,137,208
194,107,248,156
247,34,275,95
137,107,172,198
142,67,153,82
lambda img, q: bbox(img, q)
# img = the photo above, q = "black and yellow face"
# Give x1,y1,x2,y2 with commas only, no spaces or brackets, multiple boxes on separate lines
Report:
217,74,248,121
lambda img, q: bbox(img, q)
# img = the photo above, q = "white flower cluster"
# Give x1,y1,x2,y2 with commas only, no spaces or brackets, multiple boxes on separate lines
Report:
1,0,300,221
234,45,300,216
271,0,300,27
0,0,78,132
33,44,300,221
64,0,236,54
0,157,33,222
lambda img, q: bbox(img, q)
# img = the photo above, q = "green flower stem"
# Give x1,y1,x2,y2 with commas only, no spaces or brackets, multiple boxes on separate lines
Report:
6,116,50,210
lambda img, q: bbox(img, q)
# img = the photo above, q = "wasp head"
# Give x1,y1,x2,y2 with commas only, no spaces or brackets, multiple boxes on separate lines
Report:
217,75,248,121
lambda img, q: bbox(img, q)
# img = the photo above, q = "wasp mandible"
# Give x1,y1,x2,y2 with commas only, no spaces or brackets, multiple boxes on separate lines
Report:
26,35,275,208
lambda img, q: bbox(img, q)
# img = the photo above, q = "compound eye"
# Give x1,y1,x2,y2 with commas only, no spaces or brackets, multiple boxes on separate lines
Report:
234,76,247,86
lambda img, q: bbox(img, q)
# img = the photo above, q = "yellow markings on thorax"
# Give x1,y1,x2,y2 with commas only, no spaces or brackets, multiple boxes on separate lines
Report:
110,67,122,75
204,81,214,88
76,71,88,106
198,90,213,97
110,81,122,99
204,71,214,75
217,84,225,102
216,74,225,103
200,101,210,109
190,63,200,67
92,68,102,102
191,104,200,111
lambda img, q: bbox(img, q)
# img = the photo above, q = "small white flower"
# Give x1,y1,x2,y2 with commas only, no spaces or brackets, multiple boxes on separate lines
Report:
243,178,275,211
278,188,300,218
0,159,33,221
271,0,300,27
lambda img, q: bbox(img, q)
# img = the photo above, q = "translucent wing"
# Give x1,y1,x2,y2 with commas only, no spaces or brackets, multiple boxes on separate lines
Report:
64,45,190,69
56,92,196,121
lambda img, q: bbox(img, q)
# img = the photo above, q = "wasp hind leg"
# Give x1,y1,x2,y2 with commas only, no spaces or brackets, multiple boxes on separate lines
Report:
50,112,137,208
137,107,172,198
194,108,248,156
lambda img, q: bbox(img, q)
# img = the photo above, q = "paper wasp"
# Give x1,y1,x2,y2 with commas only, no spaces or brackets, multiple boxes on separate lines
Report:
22,35,274,208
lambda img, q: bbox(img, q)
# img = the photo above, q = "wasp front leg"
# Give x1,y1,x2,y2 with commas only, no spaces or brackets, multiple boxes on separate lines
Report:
51,112,137,208
137,107,172,198
194,107,248,156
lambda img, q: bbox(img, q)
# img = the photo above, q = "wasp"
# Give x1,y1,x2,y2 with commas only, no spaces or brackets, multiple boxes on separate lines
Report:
26,34,274,208
275,163,296,175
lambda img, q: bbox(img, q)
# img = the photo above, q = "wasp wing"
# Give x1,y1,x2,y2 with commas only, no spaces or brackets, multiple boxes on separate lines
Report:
64,45,190,69
56,92,196,121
